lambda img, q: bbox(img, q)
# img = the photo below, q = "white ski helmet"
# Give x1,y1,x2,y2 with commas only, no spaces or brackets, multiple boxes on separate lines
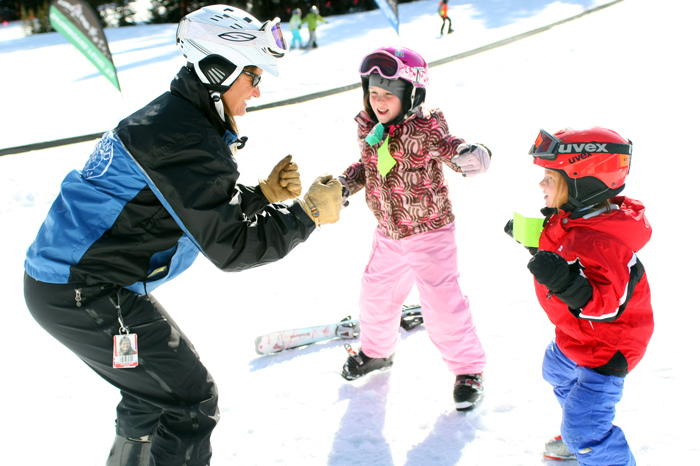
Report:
176,5,287,94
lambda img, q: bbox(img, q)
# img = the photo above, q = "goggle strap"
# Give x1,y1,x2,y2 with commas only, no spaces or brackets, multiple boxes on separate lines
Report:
535,142,633,158
551,142,633,155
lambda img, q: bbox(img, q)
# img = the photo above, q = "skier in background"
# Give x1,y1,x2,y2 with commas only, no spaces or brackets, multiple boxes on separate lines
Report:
438,0,454,35
23,5,342,466
289,7,303,49
338,46,491,411
506,127,653,464
302,5,327,49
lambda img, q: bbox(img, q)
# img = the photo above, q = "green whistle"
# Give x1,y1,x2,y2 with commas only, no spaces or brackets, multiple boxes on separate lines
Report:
365,122,385,146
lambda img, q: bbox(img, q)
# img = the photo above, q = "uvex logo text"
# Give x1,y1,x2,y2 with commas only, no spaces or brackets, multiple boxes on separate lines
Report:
569,153,594,163
558,143,609,153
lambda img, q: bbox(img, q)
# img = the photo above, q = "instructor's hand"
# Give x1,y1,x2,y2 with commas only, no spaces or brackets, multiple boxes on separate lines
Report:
259,155,303,203
296,175,343,226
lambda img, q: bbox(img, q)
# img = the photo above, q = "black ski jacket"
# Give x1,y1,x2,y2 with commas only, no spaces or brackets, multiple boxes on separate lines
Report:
25,67,315,294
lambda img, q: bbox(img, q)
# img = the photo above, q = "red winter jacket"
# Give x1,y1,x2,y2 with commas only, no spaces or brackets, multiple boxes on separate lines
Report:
534,197,654,375
439,2,448,18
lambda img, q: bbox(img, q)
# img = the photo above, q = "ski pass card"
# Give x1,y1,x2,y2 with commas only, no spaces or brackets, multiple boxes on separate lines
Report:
113,333,139,369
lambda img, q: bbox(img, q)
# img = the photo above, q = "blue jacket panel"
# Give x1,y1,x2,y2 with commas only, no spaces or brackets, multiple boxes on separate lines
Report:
25,131,200,293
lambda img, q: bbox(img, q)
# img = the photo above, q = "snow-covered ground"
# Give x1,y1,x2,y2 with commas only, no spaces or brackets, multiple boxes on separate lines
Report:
1,0,698,464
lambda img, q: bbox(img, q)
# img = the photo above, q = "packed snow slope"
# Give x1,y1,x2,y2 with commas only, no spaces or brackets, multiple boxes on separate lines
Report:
0,0,697,465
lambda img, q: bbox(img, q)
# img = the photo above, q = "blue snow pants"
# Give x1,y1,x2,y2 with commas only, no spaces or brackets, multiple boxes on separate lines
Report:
542,340,636,466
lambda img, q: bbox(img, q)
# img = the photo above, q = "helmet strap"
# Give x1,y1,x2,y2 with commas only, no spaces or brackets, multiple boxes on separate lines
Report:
408,86,417,116
211,92,226,122
563,184,625,219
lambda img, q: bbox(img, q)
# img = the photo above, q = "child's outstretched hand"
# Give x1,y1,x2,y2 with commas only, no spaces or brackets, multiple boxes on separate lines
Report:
527,251,570,292
339,176,350,208
504,219,538,255
528,251,593,310
452,143,492,177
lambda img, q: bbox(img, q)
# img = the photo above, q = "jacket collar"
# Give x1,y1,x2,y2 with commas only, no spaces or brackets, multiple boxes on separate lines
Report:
169,66,234,137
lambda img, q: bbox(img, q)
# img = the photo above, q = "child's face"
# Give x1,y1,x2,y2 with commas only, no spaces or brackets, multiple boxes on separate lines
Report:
369,86,402,124
539,169,561,208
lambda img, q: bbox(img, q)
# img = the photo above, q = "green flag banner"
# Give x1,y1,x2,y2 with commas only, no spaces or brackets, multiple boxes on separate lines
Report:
49,0,121,92
374,0,399,35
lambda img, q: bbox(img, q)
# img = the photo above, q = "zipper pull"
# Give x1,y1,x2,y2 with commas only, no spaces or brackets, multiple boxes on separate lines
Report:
74,288,82,307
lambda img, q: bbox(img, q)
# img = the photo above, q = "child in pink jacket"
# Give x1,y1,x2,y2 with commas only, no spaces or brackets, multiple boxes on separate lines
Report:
339,46,490,411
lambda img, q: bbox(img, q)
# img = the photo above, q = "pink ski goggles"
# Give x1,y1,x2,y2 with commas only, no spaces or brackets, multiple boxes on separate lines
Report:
359,50,428,88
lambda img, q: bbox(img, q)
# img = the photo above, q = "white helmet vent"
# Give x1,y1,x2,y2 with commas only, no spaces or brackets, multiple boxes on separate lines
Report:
200,55,238,86
187,39,210,57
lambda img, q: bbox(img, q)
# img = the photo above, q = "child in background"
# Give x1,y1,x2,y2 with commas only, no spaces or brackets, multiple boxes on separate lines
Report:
509,127,653,464
289,8,303,49
338,46,491,411
438,0,454,35
302,5,327,49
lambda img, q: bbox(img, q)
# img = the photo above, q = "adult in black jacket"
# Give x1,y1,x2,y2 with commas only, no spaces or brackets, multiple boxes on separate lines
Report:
23,5,342,465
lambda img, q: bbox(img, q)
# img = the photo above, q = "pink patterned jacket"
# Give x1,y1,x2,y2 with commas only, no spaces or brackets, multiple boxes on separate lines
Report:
341,108,465,240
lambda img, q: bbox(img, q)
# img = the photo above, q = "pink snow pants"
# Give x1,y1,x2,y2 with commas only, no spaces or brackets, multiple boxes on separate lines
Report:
359,222,486,375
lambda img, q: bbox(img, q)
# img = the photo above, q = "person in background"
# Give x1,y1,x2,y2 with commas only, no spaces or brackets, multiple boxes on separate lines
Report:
23,5,342,466
338,46,491,411
507,127,653,465
438,0,454,35
302,5,327,49
289,7,303,49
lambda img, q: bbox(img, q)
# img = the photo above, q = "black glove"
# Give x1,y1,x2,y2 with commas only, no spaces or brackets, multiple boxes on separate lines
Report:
527,250,573,292
505,219,538,256
504,219,514,237
341,184,350,208
528,251,593,310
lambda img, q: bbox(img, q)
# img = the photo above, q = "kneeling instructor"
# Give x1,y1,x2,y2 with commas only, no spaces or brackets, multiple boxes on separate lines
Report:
23,5,341,465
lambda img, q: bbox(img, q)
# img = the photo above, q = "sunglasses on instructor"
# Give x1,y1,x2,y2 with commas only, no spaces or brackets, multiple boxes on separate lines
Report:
240,70,262,88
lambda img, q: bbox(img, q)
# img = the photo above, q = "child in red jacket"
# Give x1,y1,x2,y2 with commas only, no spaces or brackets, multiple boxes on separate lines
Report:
507,127,653,465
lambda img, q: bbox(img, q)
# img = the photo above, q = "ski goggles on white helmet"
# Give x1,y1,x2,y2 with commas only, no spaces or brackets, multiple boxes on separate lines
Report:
359,50,428,88
529,129,632,161
176,16,288,58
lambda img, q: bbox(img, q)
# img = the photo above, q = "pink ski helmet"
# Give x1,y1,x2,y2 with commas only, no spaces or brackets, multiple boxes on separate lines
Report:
359,46,429,122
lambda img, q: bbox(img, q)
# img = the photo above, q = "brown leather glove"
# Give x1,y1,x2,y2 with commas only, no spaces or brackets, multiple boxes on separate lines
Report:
259,155,303,203
295,174,343,226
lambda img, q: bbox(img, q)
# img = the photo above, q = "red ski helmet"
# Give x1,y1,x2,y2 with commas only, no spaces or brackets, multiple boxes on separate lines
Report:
530,127,633,208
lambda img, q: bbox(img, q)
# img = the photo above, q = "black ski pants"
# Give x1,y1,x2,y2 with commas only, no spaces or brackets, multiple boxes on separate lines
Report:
24,273,219,466
441,16,452,34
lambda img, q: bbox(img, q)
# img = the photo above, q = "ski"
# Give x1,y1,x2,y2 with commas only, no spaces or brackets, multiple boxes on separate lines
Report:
254,304,423,355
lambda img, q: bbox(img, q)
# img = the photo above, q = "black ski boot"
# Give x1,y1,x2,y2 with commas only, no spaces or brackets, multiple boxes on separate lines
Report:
106,434,152,466
453,373,484,411
341,344,394,380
